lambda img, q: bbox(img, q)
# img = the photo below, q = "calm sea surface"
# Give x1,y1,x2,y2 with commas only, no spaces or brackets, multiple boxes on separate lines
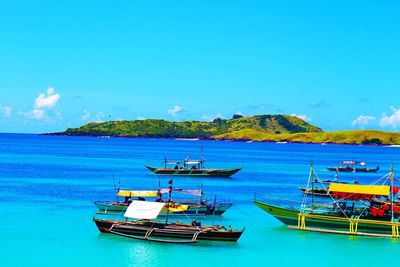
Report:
1,133,400,266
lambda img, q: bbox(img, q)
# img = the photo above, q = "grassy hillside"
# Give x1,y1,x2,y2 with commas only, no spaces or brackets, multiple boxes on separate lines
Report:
213,129,400,145
54,115,400,145
59,114,322,138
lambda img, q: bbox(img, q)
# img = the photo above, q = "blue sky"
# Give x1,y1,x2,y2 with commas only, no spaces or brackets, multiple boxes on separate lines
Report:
0,1,399,133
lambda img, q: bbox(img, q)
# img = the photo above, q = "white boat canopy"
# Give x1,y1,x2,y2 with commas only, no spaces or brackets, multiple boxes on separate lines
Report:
124,200,166,219
185,161,202,165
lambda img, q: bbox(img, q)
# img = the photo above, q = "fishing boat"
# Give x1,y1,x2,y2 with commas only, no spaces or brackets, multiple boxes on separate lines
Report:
93,181,244,243
94,188,232,216
298,187,330,196
93,217,243,243
327,160,379,173
254,165,400,238
298,175,356,197
146,159,241,177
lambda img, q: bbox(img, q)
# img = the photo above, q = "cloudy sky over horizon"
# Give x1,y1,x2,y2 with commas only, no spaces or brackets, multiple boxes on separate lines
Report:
1,1,400,133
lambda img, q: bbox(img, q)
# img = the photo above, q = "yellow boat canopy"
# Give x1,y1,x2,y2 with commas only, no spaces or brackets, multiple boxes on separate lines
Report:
164,203,189,212
117,190,158,197
329,183,390,196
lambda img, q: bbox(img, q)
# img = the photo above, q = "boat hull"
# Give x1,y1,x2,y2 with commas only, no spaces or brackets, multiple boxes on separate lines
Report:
254,200,398,236
146,166,241,177
326,166,379,173
93,218,243,242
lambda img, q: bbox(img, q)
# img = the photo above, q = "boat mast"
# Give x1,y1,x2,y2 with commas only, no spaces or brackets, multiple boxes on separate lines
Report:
165,179,173,224
200,146,204,169
390,165,394,222
212,194,217,225
199,183,204,203
310,161,315,209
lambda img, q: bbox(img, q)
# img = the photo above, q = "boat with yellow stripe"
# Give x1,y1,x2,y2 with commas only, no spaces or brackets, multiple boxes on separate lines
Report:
95,189,232,216
254,165,400,238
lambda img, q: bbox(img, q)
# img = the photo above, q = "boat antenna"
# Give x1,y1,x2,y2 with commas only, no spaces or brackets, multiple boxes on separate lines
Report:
164,156,167,168
165,179,173,224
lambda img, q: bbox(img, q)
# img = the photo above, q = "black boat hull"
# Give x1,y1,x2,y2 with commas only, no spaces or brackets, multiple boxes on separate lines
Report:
146,166,241,177
326,166,379,173
94,218,244,242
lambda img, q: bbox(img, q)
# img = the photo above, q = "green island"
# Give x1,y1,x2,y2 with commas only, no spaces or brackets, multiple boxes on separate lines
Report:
51,114,400,145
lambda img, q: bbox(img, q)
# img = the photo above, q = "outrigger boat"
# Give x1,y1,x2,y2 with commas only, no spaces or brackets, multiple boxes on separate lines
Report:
93,181,244,243
255,164,400,238
94,188,232,216
327,160,379,173
298,175,357,197
146,158,241,177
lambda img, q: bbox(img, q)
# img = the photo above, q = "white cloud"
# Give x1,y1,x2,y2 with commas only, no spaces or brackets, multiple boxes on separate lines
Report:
167,105,186,117
380,107,400,128
78,110,108,122
32,109,45,119
291,113,311,122
80,110,91,121
202,113,224,121
34,87,60,109
136,116,146,120
0,104,12,117
26,87,61,119
95,112,105,122
352,115,376,126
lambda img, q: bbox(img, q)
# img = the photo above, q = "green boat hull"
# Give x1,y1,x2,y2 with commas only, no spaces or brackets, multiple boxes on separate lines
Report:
254,200,399,236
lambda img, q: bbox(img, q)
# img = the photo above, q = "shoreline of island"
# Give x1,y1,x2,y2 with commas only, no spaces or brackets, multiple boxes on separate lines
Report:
44,114,400,146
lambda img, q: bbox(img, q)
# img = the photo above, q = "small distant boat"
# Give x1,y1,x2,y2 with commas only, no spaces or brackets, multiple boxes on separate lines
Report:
327,160,379,173
94,189,232,216
174,138,200,141
298,187,330,196
146,159,241,177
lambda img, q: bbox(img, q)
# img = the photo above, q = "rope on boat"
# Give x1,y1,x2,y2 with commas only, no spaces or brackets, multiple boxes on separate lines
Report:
144,228,155,239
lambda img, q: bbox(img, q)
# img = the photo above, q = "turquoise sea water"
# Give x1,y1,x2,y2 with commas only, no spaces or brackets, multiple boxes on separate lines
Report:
2,133,400,267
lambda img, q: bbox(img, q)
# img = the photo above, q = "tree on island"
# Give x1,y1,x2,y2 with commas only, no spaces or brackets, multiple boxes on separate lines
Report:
232,114,243,119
